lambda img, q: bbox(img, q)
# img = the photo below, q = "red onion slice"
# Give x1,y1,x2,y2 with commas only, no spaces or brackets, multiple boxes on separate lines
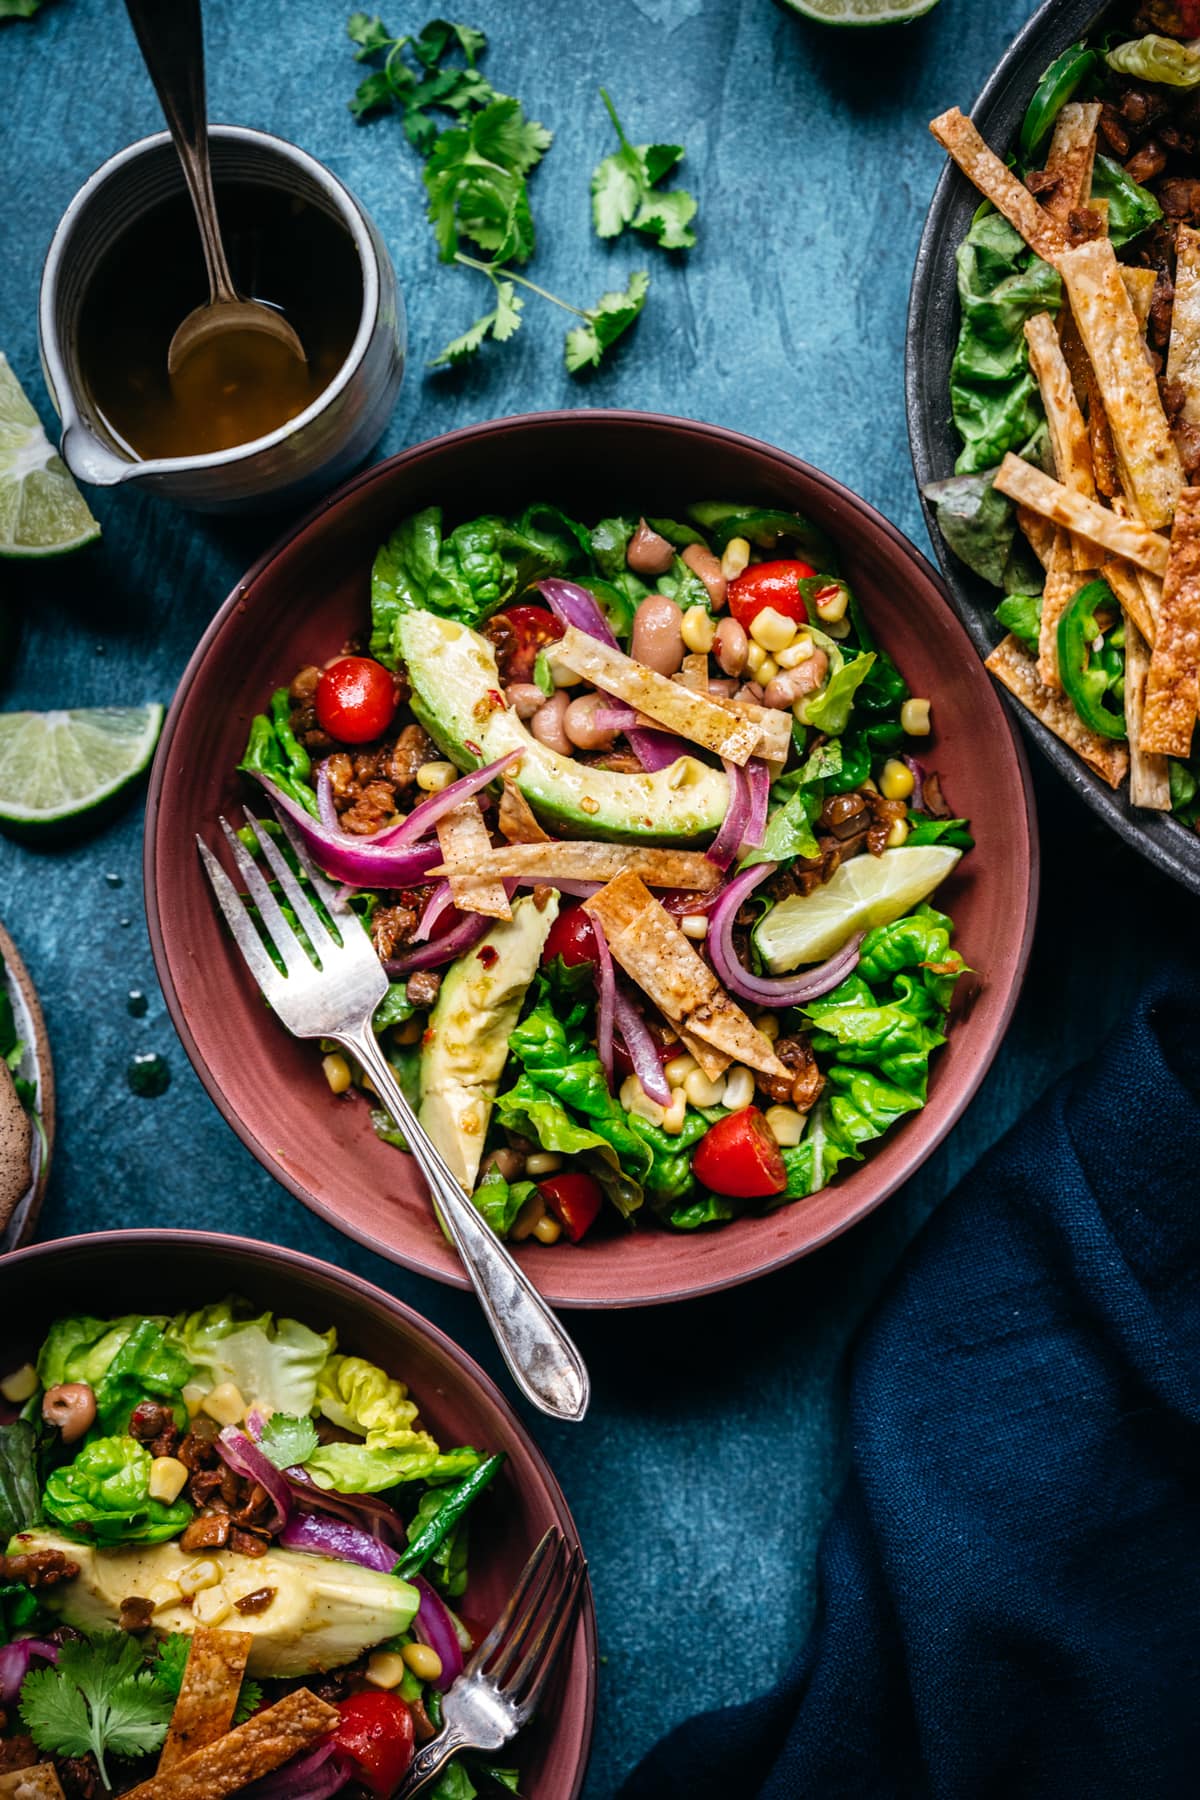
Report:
591,912,616,1088
591,705,639,732
626,726,694,772
378,750,524,848
412,1576,466,1691
613,985,672,1106
384,908,492,976
903,755,926,812
415,880,456,943
743,759,770,849
538,578,619,648
707,862,864,1008
316,761,340,833
244,1743,355,1800
279,1510,398,1572
0,1640,58,1703
285,1469,407,1547
706,762,750,871
217,1426,292,1532
255,777,443,889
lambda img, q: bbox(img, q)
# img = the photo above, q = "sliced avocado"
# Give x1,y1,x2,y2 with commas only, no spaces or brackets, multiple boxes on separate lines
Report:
10,1530,418,1678
419,894,558,1191
395,609,730,844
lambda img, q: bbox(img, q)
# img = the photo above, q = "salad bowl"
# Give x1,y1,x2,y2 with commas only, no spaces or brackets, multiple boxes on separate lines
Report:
0,1229,595,1800
146,409,1038,1308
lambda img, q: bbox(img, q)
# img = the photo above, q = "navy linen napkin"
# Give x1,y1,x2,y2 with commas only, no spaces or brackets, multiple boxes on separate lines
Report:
620,963,1200,1800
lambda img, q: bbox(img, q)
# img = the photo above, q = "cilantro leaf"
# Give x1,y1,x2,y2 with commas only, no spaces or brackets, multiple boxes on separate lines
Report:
152,1635,263,1726
564,270,650,373
431,279,523,367
591,91,696,250
258,1411,320,1470
347,12,394,56
633,186,698,251
0,0,44,17
22,1633,175,1788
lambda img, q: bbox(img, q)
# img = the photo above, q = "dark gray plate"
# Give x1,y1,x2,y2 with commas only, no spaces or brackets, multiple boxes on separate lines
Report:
906,0,1200,898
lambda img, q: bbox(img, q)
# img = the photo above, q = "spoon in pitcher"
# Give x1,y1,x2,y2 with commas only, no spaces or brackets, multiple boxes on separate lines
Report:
122,0,307,376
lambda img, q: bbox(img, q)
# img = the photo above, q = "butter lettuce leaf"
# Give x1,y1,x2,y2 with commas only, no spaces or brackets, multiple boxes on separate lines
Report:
43,1437,192,1545
315,1354,435,1453
1106,33,1200,88
799,651,876,734
1090,153,1162,249
165,1303,334,1418
950,209,1061,477
304,1443,484,1495
0,1420,42,1543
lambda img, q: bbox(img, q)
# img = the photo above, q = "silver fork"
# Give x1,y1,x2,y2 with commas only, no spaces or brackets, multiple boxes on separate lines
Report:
196,804,590,1422
395,1527,587,1798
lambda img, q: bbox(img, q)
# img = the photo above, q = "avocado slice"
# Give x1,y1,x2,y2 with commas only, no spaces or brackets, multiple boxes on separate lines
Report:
395,609,730,844
10,1530,418,1678
419,893,558,1191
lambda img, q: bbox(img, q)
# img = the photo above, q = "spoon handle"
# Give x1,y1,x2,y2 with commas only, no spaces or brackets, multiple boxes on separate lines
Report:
122,0,238,304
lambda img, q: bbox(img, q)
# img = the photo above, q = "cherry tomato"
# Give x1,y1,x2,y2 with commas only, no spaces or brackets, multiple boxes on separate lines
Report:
692,1106,786,1199
537,1170,604,1242
541,903,599,970
332,1691,414,1795
315,657,399,745
496,604,565,685
727,559,817,632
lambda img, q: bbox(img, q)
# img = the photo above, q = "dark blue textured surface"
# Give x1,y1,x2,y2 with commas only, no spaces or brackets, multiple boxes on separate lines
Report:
0,2,1195,1793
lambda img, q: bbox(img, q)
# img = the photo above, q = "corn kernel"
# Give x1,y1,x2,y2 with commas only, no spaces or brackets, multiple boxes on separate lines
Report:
680,914,708,940
509,1193,546,1241
720,536,751,581
879,759,915,802
0,1363,38,1404
532,1213,562,1245
886,818,910,849
754,1012,781,1041
813,583,848,623
148,1457,189,1505
776,635,814,670
823,615,852,639
201,1382,246,1427
756,657,779,686
193,1587,232,1626
148,1581,182,1610
546,650,583,688
745,640,768,678
748,606,797,654
680,608,716,655
179,1559,222,1596
723,1066,755,1111
182,1383,208,1419
322,1052,352,1096
661,1088,688,1135
415,761,457,793
365,1651,408,1690
683,1068,725,1108
764,1105,806,1147
402,1642,444,1682
901,697,932,736
663,1052,698,1088
619,1075,665,1127
525,1152,561,1177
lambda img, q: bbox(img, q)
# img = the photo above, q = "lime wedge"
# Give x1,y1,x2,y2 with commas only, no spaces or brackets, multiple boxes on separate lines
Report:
0,353,100,558
754,844,962,970
783,0,941,22
0,706,164,828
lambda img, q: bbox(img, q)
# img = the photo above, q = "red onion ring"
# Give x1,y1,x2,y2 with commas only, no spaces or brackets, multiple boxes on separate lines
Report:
412,1576,466,1691
384,908,492,976
415,880,456,943
285,1469,407,1547
903,755,926,813
217,1426,292,1532
376,749,523,848
706,762,751,871
707,862,865,1008
613,985,672,1106
743,759,770,849
316,761,340,833
278,1510,398,1572
244,1743,355,1800
0,1640,58,1703
255,777,443,888
591,912,616,1088
591,706,639,732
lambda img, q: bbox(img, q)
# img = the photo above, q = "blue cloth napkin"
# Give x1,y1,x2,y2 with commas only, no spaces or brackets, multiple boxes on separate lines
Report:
620,964,1200,1799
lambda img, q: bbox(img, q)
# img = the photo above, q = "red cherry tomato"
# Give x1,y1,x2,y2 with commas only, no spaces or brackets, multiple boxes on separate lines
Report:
332,1691,415,1795
692,1106,786,1199
497,604,565,684
541,903,599,970
537,1170,604,1242
727,559,817,632
315,657,399,745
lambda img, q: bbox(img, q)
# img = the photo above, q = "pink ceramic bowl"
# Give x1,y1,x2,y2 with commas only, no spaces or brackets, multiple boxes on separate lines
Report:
146,410,1038,1308
0,1231,595,1797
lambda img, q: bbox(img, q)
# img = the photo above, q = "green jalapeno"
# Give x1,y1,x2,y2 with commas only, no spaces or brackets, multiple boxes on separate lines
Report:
1056,578,1127,741
1019,44,1099,164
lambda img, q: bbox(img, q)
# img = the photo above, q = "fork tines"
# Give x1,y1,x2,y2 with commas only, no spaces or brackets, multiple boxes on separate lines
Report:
471,1528,587,1716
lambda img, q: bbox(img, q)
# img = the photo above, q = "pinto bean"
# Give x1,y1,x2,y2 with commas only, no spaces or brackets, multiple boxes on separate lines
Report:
681,543,727,610
714,617,749,677
43,1383,97,1443
481,1147,526,1182
631,595,684,675
763,650,828,711
506,682,547,719
564,693,620,751
530,690,572,756
626,518,675,576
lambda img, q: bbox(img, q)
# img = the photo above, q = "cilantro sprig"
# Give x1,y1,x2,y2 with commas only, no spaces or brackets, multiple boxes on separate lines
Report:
21,1633,174,1789
152,1636,263,1725
591,90,698,250
257,1410,319,1470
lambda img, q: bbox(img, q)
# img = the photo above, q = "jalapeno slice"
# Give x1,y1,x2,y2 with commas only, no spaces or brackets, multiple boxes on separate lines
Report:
1018,43,1099,165
1056,577,1127,741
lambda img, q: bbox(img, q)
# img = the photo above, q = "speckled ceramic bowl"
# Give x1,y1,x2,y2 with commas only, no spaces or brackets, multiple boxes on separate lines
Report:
145,409,1038,1307
0,1231,595,1798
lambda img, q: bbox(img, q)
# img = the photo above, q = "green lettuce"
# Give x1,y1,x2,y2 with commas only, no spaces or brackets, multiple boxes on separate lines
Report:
92,1321,193,1437
303,1443,484,1495
38,1317,148,1390
799,651,876,733
950,210,1061,476
1106,33,1200,88
43,1437,192,1545
1090,154,1162,249
315,1354,436,1453
407,1485,470,1598
741,781,820,869
237,689,317,818
470,1168,536,1237
0,1420,42,1542
995,591,1043,655
165,1303,334,1418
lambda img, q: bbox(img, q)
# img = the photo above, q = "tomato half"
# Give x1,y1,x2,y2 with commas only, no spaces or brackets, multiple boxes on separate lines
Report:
332,1690,415,1795
496,605,565,684
692,1107,786,1199
315,657,399,745
727,560,817,632
537,1170,603,1242
541,903,599,970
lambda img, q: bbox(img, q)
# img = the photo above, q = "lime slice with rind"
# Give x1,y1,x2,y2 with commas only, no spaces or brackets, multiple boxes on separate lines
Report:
0,706,164,828
754,844,962,970
0,353,100,558
783,0,941,22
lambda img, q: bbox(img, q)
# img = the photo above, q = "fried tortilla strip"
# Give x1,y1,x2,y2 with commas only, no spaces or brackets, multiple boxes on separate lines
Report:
986,633,1129,788
929,108,1067,263
1024,312,1095,569
586,873,788,1080
1100,557,1158,647
430,841,722,890
1059,306,1119,496
1016,503,1056,570
1124,617,1172,810
993,455,1170,575
678,1029,732,1082
497,777,549,844
158,1629,253,1773
676,653,710,695
1120,266,1158,339
1042,101,1100,221
1057,239,1184,528
554,627,786,764
435,800,511,919
1038,530,1095,690
0,1769,65,1800
123,1690,340,1800
1167,224,1200,440
1142,485,1200,757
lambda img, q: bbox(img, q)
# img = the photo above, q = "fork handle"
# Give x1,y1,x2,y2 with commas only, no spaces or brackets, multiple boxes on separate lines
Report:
393,1723,474,1799
340,1023,590,1423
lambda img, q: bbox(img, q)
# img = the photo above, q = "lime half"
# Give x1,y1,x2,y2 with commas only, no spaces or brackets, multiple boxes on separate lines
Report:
783,0,941,22
754,844,962,970
0,353,100,558
0,706,164,828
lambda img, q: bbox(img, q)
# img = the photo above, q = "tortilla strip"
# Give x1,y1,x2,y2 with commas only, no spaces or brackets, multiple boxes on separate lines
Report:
1167,224,1200,440
678,1029,732,1082
430,841,722,891
1024,312,1095,569
158,1629,253,1773
0,1769,65,1800
497,777,549,844
929,108,1067,263
1058,306,1119,496
554,627,785,765
122,1691,340,1800
1141,485,1200,757
676,653,709,695
1016,503,1056,570
586,873,788,1080
1042,101,1100,222
1120,266,1158,340
1100,557,1158,647
1038,530,1095,691
435,800,511,919
1057,239,1184,529
706,695,791,766
985,633,1129,788
1124,617,1172,810
993,455,1170,575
